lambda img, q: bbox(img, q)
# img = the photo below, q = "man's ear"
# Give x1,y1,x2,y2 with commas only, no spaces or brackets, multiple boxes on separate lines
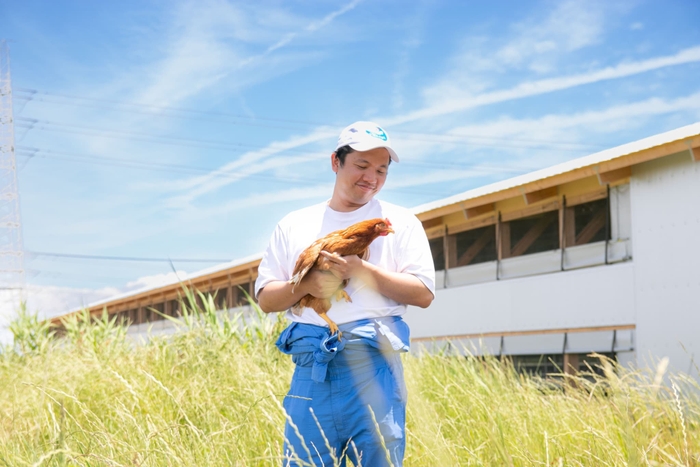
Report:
331,152,339,173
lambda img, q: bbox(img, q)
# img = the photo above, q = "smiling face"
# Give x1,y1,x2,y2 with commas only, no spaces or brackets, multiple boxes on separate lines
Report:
329,147,390,212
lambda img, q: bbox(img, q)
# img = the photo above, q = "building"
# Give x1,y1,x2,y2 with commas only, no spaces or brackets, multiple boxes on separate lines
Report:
49,123,700,377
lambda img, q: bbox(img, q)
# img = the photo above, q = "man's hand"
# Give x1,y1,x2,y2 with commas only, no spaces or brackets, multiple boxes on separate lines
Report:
319,251,363,281
319,250,434,308
301,269,343,299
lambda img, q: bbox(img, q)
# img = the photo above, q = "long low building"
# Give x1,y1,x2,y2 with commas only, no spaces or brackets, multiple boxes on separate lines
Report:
50,122,700,377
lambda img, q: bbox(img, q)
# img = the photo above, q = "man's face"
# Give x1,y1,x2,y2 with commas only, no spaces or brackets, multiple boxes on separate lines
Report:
332,148,390,210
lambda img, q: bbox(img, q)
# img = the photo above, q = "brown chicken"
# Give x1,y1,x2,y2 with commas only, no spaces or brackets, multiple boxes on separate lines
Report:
290,218,394,336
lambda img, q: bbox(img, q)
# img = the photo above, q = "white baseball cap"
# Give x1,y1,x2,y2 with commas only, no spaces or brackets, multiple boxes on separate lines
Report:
336,121,399,163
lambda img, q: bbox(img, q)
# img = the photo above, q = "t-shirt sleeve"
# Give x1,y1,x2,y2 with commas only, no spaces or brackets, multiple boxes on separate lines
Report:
254,223,290,299
397,215,436,297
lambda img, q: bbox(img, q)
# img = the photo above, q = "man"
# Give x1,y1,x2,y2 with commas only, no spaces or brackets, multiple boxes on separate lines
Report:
255,121,435,466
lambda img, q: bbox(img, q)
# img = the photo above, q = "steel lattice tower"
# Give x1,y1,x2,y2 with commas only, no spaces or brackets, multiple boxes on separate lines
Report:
0,40,25,305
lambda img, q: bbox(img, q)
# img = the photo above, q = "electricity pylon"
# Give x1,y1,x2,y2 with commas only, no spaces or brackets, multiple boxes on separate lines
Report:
0,40,25,307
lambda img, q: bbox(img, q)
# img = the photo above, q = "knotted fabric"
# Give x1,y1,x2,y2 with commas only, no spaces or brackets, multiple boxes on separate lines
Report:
275,316,410,382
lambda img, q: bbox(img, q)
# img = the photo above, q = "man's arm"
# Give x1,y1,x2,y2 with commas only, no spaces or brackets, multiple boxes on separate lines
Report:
319,251,434,308
257,270,343,313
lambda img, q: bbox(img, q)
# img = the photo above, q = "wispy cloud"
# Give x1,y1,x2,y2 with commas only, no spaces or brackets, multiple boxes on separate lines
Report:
389,45,700,125
495,0,606,73
422,0,611,103
266,0,363,53
174,90,700,220
447,93,700,142
166,128,336,199
164,46,700,205
129,0,362,109
391,1,430,111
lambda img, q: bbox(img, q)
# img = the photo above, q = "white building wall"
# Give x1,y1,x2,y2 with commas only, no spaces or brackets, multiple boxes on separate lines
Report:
631,150,700,377
404,262,636,350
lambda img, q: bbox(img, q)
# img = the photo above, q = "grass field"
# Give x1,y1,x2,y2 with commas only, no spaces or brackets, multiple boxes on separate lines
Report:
1,295,699,466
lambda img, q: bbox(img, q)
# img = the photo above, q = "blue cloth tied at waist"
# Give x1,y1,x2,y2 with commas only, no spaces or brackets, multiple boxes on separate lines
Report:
275,316,410,383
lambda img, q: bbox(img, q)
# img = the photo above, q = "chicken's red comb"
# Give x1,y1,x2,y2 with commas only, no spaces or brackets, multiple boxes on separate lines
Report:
384,218,392,226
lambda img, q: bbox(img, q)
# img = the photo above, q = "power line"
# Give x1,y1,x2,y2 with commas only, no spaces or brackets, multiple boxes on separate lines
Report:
13,149,456,198
16,146,533,179
13,118,568,181
16,117,292,153
14,87,326,129
17,117,600,152
15,147,326,185
14,87,608,150
27,250,231,263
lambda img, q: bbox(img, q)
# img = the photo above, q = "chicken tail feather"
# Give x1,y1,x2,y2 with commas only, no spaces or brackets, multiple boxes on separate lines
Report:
291,302,304,316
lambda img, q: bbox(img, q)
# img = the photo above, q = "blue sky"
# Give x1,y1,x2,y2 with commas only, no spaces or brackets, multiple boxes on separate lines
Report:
1,0,699,328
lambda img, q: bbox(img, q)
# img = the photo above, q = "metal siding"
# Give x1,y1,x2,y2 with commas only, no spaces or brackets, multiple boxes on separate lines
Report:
613,329,635,352
631,151,700,377
498,250,561,279
610,183,632,241
566,331,616,353
502,333,565,355
404,262,635,340
411,337,502,357
446,261,498,287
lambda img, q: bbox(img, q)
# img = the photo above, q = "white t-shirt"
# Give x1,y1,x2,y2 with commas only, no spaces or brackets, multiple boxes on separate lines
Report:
255,198,436,327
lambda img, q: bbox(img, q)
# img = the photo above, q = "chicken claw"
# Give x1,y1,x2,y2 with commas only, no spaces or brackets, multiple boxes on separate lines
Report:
329,322,342,340
318,312,342,340
334,289,352,303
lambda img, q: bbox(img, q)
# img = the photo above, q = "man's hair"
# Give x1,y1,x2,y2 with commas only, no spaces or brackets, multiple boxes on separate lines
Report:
334,145,392,167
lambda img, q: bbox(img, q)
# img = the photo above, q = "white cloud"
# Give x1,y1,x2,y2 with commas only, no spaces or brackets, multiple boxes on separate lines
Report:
163,128,337,205
156,46,700,207
124,271,188,290
495,0,605,72
266,0,363,53
447,93,700,141
0,269,189,344
131,0,360,108
0,284,120,334
423,0,610,103
392,45,700,125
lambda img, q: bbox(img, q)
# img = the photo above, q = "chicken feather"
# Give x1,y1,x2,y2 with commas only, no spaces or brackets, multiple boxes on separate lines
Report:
289,218,394,335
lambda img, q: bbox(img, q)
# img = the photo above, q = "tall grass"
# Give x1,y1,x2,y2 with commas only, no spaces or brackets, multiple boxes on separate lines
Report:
1,295,698,466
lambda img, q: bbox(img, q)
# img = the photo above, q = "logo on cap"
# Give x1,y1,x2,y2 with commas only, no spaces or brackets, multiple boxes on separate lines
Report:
365,127,388,141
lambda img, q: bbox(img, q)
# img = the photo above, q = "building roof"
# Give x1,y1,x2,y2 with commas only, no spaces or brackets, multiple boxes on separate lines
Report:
412,121,700,221
69,251,264,314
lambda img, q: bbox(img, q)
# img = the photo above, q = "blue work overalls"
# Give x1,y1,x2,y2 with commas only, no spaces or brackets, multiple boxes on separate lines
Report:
276,317,410,467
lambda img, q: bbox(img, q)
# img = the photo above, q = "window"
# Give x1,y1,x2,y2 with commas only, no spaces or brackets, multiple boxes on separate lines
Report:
216,288,229,310
429,237,445,271
501,211,559,258
150,302,165,321
510,354,563,378
128,308,139,324
229,282,253,307
168,299,181,317
450,225,497,267
564,198,609,247
509,352,616,378
115,310,130,326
